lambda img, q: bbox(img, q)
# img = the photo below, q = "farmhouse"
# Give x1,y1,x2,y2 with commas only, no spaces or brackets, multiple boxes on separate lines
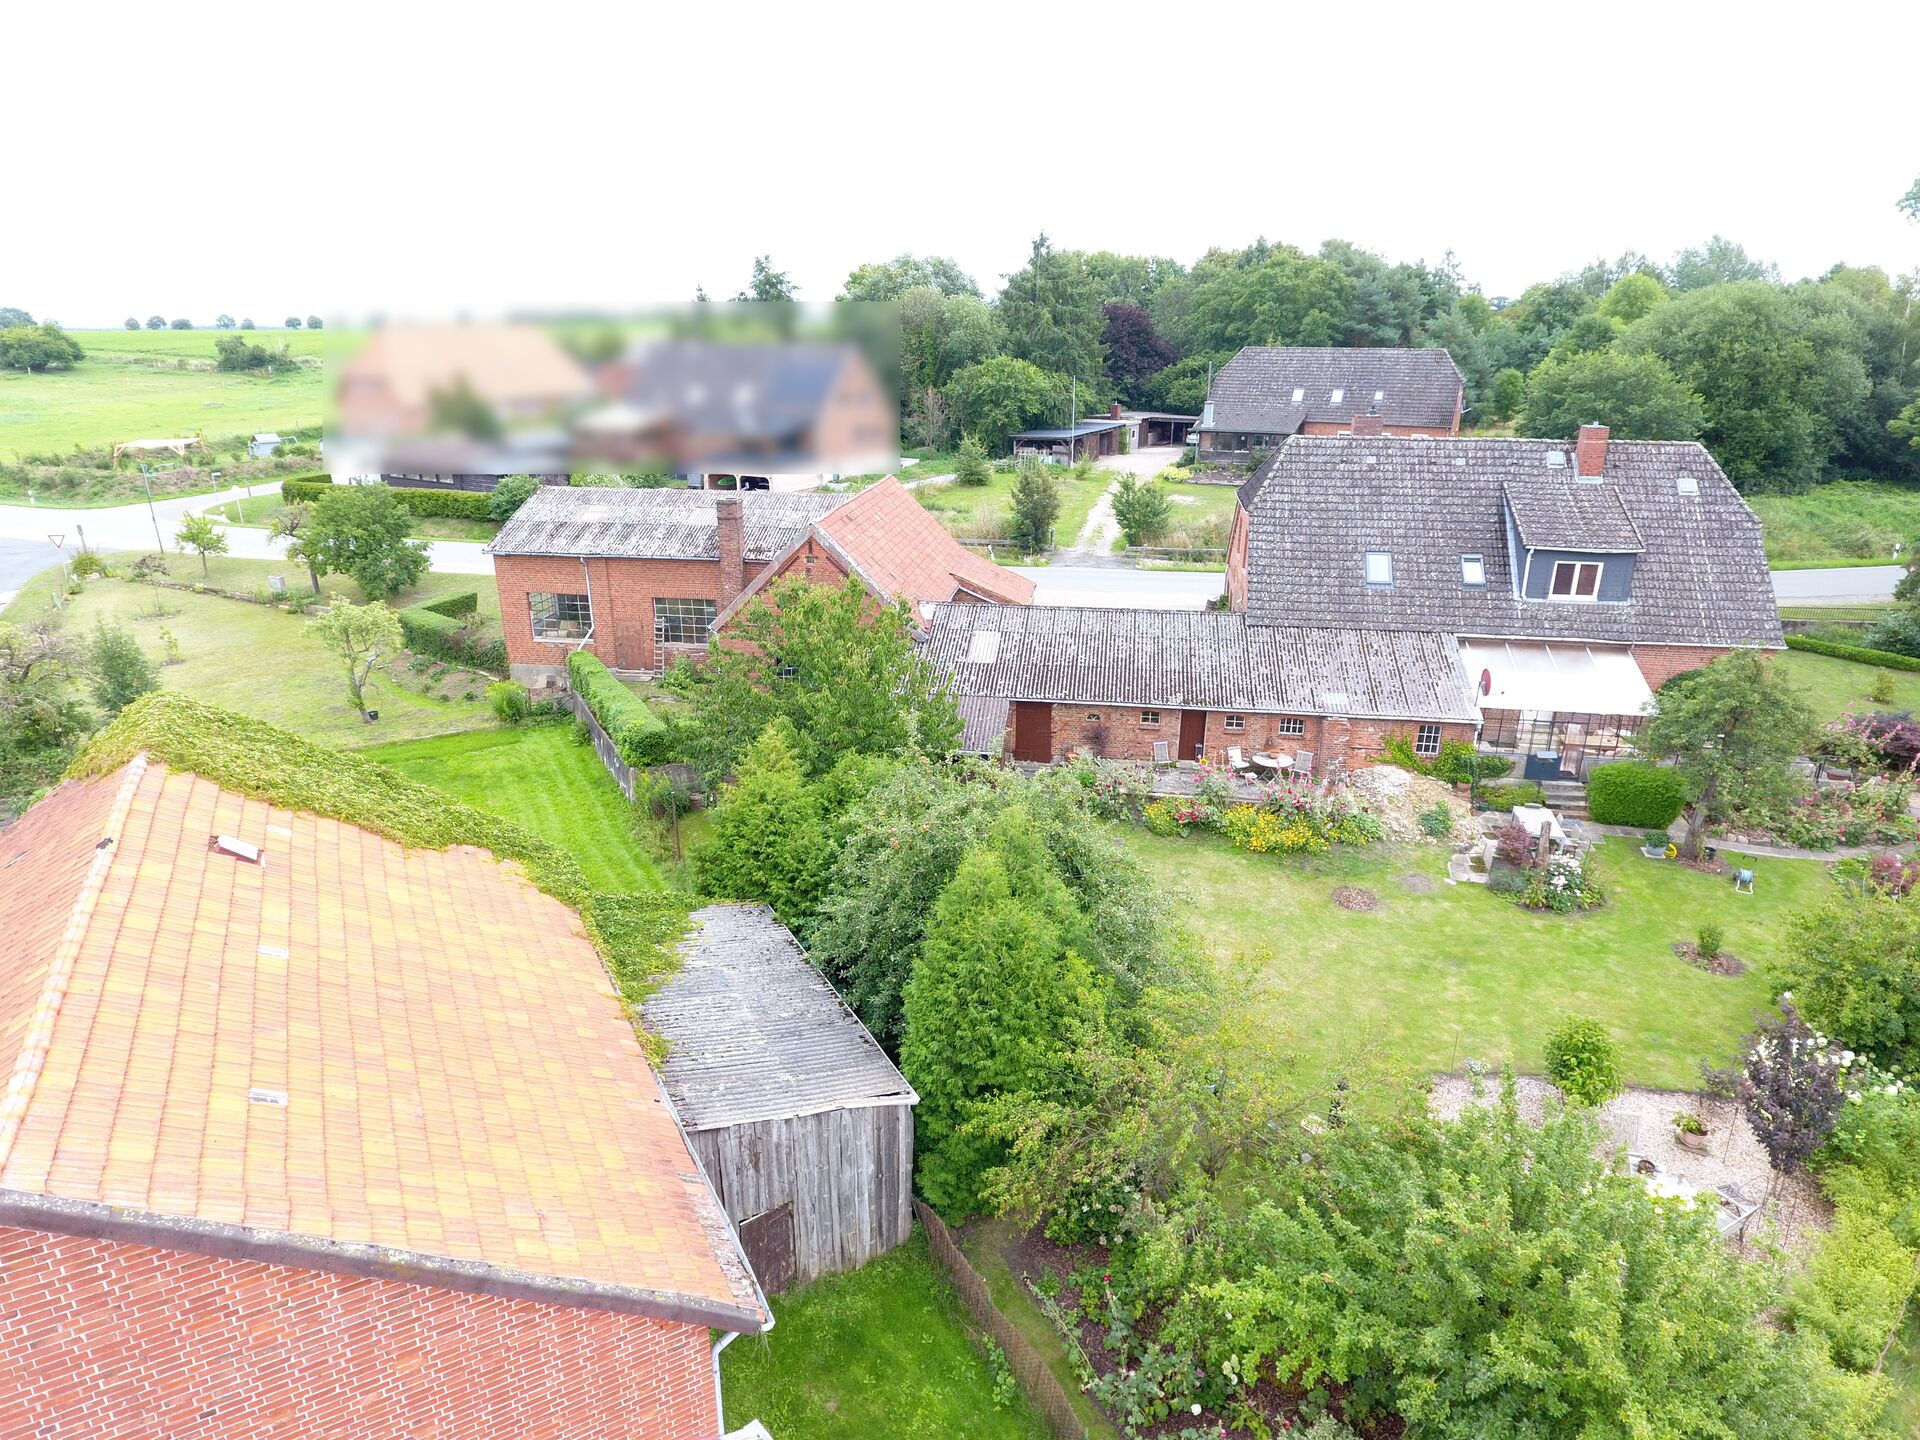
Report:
0,753,767,1438
1194,345,1464,460
490,476,1034,681
645,904,918,1290
1231,425,1783,776
922,603,1480,772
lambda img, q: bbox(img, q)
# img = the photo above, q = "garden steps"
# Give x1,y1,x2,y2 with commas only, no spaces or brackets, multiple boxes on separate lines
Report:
1541,779,1589,817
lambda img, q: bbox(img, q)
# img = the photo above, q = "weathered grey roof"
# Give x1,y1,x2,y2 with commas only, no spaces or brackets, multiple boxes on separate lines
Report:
609,341,864,443
1243,437,1783,648
488,485,846,560
957,693,1011,754
922,603,1478,722
1010,420,1126,440
1204,346,1463,434
646,905,917,1131
1501,480,1644,554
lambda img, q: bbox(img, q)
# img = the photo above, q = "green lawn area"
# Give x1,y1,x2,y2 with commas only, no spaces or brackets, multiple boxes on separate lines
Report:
2,553,499,749
1120,831,1829,1089
915,465,1110,551
722,1232,1051,1440
1881,1307,1920,1436
364,725,661,892
1773,648,1920,722
1124,477,1237,555
211,492,500,543
1749,480,1920,566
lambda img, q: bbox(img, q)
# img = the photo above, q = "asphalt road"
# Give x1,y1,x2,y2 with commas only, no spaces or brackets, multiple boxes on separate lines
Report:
1770,565,1901,605
1010,565,1224,609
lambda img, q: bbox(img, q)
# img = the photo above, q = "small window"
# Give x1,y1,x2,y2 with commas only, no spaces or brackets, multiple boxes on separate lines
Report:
1224,714,1246,732
1373,389,1384,403
1277,717,1306,736
1140,709,1162,727
1549,560,1603,600
965,631,1001,664
1415,724,1443,757
1460,553,1486,586
530,591,591,640
1086,712,1100,723
1329,388,1344,405
654,596,717,645
1290,387,1305,403
1364,551,1393,587
1676,476,1699,496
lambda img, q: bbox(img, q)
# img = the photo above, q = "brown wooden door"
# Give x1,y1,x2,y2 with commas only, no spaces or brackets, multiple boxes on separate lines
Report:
1178,710,1207,761
1010,702,1053,762
738,1202,795,1292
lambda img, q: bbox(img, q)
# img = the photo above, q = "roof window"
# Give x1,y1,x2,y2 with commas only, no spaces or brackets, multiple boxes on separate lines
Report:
1675,476,1699,496
1364,551,1393,587
210,834,262,864
1460,553,1486,586
965,631,1001,663
1317,690,1351,710
1545,450,1567,468
1291,387,1305,403
1329,388,1344,404
1373,389,1384,403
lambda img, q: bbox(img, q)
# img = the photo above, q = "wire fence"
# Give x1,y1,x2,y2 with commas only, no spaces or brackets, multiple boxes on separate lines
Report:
915,1201,1091,1440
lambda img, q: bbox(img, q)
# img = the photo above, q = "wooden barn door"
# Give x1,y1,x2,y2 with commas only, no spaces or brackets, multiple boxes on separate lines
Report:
1178,710,1207,761
738,1203,795,1292
1010,702,1053,763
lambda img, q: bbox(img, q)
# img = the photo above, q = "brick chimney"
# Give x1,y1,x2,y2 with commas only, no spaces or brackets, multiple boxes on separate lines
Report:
1109,402,1123,418
1576,423,1610,478
715,494,745,606
1350,413,1384,437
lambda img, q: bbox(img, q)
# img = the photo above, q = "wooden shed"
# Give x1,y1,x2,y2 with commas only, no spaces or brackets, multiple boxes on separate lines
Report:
644,903,918,1291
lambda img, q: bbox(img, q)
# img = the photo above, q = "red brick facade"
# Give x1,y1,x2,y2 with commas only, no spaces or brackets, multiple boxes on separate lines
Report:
1630,643,1735,690
0,1224,720,1440
1010,702,1475,773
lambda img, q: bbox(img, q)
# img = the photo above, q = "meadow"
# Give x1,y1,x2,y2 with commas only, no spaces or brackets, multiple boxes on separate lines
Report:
1749,479,1920,566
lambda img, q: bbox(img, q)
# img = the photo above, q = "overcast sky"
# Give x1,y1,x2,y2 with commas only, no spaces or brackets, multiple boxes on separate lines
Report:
9,2,1917,328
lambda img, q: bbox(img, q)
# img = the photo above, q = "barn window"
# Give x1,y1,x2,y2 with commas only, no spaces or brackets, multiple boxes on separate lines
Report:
529,592,590,640
1140,709,1162,726
1415,724,1443,757
1277,717,1306,736
654,597,717,645
1224,714,1246,731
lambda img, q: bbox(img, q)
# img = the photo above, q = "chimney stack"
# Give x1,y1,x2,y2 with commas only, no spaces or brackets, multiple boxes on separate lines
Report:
1576,423,1610,478
1109,402,1123,418
715,493,745,606
1350,413,1384,437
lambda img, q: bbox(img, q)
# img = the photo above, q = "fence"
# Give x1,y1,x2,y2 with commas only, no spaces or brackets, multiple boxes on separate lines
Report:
914,1201,1091,1440
564,688,638,801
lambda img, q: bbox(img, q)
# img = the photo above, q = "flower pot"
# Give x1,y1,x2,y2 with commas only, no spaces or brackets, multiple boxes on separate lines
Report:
1676,1128,1708,1152
1641,846,1668,859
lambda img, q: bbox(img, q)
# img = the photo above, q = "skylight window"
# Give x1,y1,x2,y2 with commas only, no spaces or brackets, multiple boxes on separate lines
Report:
1545,450,1567,468
1460,553,1486,586
210,834,262,864
1329,388,1344,405
1373,389,1384,403
965,631,1001,663
1291,387,1305,403
1364,551,1393,586
1675,476,1699,496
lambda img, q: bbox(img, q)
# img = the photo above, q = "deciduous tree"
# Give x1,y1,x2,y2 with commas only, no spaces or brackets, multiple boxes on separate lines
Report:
1009,461,1061,553
173,512,228,578
303,485,430,599
944,355,1064,453
87,620,158,716
307,600,402,721
1518,349,1705,440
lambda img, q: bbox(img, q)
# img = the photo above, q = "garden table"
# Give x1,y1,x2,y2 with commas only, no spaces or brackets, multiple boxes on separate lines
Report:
1251,751,1292,776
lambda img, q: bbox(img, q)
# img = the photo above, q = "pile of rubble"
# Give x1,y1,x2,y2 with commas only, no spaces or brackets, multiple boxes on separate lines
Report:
1346,764,1470,843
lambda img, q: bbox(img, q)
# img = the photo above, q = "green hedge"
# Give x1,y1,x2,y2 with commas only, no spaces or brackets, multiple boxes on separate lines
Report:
1785,633,1920,673
568,651,672,765
1477,780,1544,812
393,486,494,519
397,590,506,671
280,477,336,503
1587,761,1688,827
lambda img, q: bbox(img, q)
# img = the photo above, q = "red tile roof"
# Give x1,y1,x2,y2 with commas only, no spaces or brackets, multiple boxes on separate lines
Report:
0,759,765,1328
813,477,1036,610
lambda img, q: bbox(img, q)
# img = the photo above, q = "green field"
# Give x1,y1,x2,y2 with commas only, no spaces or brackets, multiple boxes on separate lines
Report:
1773,648,1920,722
212,491,500,543
2,553,498,749
722,1233,1050,1440
915,466,1110,551
1127,477,1236,554
1749,480,1920,566
0,328,335,461
1122,830,1827,1090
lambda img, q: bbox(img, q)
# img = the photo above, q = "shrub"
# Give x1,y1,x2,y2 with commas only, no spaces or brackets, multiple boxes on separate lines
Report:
69,551,106,579
1520,853,1606,913
1872,669,1897,705
1110,474,1173,547
1785,633,1920,673
1486,866,1529,896
1477,780,1543,811
488,680,531,724
1418,803,1454,839
1543,1016,1622,1106
1788,1209,1919,1371
278,475,337,504
1494,819,1537,868
392,485,494,520
396,591,503,671
1697,921,1725,958
567,651,672,765
1587,760,1688,827
88,621,159,715
953,435,991,487
487,474,540,521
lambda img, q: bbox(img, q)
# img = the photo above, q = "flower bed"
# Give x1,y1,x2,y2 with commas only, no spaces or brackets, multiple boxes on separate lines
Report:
1140,765,1384,856
1732,777,1916,850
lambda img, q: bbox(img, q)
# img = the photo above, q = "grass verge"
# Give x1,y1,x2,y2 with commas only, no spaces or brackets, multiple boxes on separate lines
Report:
1750,480,1920,567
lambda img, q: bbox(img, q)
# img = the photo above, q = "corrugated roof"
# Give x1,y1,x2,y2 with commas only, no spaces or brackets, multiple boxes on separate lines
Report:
921,604,1479,721
489,485,846,560
0,760,765,1327
646,905,916,1131
1242,436,1783,648
1204,346,1463,434
1010,420,1127,440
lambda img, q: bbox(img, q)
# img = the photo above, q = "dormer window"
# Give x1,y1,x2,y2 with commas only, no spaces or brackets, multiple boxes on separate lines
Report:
1549,560,1603,600
1364,551,1393,587
1460,553,1486,587
1329,388,1344,405
1291,387,1305,403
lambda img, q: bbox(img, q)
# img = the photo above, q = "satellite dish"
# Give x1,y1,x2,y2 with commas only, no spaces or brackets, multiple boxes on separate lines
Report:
1480,668,1492,697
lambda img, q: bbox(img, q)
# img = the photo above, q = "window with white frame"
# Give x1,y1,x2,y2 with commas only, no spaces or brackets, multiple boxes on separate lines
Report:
529,592,591,640
1291,387,1305,403
1415,723,1443,757
1277,717,1306,736
1140,709,1162,726
1460,553,1486,586
1365,551,1394,586
1329,388,1344,404
1224,714,1246,731
1548,560,1603,600
654,597,717,645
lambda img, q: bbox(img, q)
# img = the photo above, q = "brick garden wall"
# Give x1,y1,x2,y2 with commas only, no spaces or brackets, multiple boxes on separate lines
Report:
0,1224,719,1440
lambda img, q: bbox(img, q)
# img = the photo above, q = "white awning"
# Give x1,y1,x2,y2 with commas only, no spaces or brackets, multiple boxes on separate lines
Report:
1457,640,1655,717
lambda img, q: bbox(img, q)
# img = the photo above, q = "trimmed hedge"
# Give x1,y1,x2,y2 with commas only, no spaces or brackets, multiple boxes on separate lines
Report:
1587,761,1688,827
1477,780,1544,812
280,476,337,503
277,478,497,522
568,651,672,765
397,590,506,671
1785,633,1920,673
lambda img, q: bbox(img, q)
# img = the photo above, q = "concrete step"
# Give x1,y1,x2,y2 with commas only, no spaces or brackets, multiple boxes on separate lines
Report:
1540,780,1589,817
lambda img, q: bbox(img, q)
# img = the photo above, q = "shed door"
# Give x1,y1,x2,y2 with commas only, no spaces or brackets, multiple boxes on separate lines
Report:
738,1202,795,1293
1010,702,1053,763
1178,709,1207,761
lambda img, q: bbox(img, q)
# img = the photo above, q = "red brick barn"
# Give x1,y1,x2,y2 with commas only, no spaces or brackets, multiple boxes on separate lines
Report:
0,752,769,1439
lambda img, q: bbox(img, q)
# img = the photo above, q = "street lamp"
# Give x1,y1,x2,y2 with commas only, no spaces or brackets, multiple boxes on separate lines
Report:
48,533,67,608
139,464,166,554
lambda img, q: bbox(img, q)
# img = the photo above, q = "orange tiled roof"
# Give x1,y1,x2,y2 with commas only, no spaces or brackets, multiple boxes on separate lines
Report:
339,325,594,410
814,477,1037,609
0,758,764,1327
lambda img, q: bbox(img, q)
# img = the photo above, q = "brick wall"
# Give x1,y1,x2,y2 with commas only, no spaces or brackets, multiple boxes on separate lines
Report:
0,1224,720,1440
1630,643,1733,690
1028,705,1473,773
496,553,774,675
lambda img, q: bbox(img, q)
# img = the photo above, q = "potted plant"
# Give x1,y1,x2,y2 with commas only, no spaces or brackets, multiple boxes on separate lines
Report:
1641,831,1670,859
1673,1111,1708,1151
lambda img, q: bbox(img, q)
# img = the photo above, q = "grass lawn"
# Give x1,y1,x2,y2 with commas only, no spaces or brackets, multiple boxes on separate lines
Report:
1122,477,1237,555
1881,1307,1920,1436
916,466,1110,551
722,1232,1051,1440
211,492,500,543
1773,648,1920,722
1749,480,1920,567
2,553,499,749
1120,831,1830,1089
364,725,661,892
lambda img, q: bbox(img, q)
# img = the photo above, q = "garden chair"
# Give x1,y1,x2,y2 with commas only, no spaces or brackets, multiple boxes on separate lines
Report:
1151,740,1171,770
1227,746,1254,777
1291,749,1313,778
1733,868,1755,895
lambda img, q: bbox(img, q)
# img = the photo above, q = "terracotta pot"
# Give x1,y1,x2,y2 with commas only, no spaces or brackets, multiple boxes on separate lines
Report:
1676,1128,1708,1152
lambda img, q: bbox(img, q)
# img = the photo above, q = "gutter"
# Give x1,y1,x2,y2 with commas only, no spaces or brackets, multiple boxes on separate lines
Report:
711,1315,774,1439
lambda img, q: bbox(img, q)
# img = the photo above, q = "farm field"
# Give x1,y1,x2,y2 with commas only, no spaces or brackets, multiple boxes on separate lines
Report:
1120,830,1827,1091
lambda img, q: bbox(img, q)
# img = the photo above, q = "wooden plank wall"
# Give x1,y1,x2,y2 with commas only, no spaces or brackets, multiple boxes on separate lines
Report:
688,1104,914,1288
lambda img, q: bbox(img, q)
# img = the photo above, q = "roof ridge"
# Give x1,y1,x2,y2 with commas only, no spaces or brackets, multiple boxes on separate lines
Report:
0,753,149,1170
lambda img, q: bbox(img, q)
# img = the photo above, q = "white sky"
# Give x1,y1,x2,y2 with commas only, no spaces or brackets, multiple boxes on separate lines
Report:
8,1,1917,328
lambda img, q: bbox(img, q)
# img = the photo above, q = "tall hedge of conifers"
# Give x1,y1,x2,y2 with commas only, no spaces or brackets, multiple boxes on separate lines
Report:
1586,760,1688,827
567,651,672,765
